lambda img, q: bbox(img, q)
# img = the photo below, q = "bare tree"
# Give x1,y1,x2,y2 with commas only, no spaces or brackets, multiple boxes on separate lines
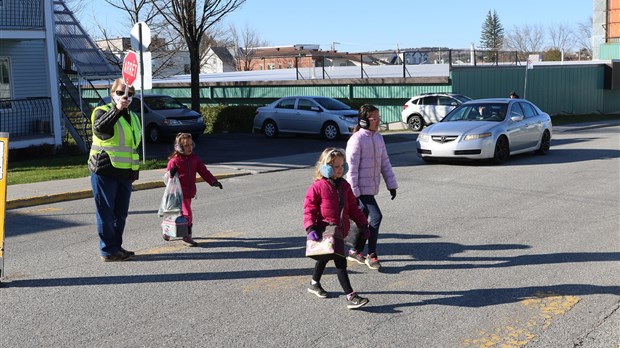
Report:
548,23,574,53
228,23,269,71
65,0,88,17
504,24,546,58
152,0,246,112
576,17,593,58
94,1,189,78
102,0,159,25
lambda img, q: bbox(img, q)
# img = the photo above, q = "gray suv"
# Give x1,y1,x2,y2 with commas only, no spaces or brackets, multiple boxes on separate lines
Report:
100,94,206,143
401,93,472,131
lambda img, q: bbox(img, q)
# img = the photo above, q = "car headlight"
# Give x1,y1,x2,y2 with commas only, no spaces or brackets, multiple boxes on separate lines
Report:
463,132,492,141
164,119,181,125
417,133,429,141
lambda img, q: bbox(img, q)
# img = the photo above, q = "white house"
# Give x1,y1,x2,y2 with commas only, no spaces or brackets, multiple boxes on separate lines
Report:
0,0,117,151
0,0,61,150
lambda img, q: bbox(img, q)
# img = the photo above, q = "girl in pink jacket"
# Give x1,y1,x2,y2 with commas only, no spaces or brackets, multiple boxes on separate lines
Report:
166,133,223,246
303,148,370,309
346,104,398,270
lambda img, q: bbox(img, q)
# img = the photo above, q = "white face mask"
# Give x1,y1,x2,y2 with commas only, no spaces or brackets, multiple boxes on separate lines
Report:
113,95,133,106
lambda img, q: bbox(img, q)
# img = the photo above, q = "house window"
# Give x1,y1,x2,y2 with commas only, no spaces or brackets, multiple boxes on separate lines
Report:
287,62,293,69
0,57,12,105
268,64,275,70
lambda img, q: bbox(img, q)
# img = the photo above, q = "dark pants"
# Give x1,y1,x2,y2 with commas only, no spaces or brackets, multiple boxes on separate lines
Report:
91,173,133,256
312,256,353,295
355,195,383,255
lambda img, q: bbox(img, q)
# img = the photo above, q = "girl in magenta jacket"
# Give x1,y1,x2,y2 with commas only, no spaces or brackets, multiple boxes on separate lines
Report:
166,133,222,246
303,148,370,309
346,104,398,270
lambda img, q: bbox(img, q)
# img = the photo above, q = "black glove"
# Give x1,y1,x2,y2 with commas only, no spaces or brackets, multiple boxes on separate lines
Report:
212,180,223,189
169,165,178,177
389,188,397,200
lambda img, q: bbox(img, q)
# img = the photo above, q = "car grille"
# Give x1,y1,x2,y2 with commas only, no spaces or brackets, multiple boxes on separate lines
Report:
431,135,458,143
175,118,198,124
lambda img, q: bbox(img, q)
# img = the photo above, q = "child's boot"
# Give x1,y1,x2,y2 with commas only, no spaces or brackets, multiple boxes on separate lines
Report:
182,224,198,247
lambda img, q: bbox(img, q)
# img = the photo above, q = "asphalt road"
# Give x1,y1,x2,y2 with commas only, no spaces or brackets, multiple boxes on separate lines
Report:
142,131,418,163
1,126,619,348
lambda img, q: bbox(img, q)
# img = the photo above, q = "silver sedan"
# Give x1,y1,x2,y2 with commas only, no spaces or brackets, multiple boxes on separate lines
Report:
252,96,358,140
416,98,552,164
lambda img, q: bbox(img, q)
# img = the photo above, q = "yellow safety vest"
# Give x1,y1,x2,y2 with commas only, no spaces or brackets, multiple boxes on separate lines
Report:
89,103,142,170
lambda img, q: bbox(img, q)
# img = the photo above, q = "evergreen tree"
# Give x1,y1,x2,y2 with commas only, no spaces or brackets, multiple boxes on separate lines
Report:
480,10,504,51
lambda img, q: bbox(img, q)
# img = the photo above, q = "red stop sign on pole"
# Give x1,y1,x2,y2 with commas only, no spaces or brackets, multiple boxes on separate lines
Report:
122,51,139,86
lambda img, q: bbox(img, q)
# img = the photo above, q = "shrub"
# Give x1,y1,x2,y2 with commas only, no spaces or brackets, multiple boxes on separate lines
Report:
200,105,257,133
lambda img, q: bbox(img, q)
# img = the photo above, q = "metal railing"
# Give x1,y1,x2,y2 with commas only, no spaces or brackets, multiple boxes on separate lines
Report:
0,0,44,29
268,48,589,80
0,97,53,137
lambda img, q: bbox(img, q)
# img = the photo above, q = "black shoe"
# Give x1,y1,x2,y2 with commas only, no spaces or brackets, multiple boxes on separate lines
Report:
347,293,369,309
119,247,135,258
182,236,199,247
307,283,328,298
101,251,130,262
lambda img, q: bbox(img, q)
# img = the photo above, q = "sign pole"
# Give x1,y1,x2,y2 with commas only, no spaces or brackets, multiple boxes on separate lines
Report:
0,132,9,286
139,23,146,164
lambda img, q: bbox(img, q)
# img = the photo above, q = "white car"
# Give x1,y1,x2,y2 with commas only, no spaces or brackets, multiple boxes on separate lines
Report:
402,93,472,131
416,98,552,164
253,96,358,140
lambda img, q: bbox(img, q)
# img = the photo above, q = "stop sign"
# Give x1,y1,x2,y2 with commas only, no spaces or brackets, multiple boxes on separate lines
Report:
122,51,139,86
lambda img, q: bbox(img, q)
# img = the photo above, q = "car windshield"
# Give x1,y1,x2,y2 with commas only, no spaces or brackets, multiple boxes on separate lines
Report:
314,97,352,111
453,95,473,103
443,103,507,122
143,96,187,110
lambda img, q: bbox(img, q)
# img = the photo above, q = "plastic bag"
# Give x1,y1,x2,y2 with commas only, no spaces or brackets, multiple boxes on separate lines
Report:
158,174,184,217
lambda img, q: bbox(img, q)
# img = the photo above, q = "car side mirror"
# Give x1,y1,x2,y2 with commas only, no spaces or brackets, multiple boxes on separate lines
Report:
511,115,524,122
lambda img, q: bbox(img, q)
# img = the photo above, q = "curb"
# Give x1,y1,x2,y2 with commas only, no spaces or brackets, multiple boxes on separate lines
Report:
6,172,250,210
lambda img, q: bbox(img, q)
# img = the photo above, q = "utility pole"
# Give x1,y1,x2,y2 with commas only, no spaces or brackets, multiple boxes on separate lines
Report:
331,42,340,52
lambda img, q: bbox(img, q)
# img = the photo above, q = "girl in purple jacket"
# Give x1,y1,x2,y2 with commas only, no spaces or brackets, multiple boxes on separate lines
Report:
165,133,223,246
346,104,398,270
303,148,370,309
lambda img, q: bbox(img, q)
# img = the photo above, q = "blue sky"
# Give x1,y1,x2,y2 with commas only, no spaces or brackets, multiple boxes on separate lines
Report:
78,0,592,52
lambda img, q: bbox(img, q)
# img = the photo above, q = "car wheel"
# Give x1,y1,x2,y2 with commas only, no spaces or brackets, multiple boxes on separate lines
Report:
492,136,510,164
407,115,424,132
535,130,551,155
146,125,161,143
262,120,278,138
322,122,340,140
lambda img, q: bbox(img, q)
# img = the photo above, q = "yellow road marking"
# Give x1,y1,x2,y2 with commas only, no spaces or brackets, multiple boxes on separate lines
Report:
242,275,305,293
7,207,63,215
135,230,246,256
464,291,580,347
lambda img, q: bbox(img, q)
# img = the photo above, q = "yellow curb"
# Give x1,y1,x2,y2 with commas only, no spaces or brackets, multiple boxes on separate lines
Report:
6,172,249,210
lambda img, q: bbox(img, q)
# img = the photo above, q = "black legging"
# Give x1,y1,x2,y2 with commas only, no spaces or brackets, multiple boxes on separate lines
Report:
312,256,353,295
